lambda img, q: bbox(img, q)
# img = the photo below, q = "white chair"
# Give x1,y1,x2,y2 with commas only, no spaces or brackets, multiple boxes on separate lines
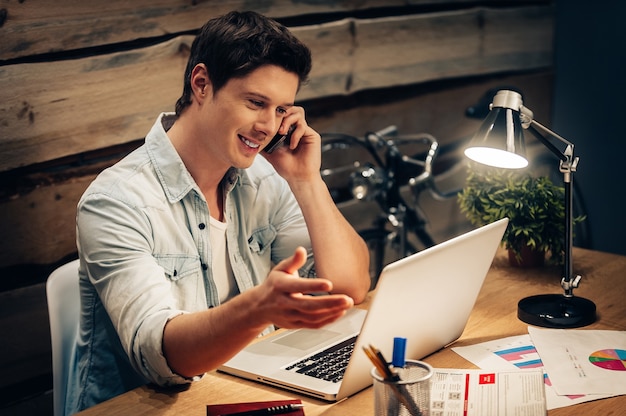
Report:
46,259,80,416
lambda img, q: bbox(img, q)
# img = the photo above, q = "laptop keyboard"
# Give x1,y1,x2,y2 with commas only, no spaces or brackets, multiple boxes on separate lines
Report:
284,335,357,383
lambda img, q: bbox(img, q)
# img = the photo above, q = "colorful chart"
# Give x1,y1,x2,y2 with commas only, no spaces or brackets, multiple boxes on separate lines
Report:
588,349,626,371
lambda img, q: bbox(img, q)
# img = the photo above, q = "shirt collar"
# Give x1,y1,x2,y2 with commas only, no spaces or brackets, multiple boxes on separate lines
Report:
146,113,242,203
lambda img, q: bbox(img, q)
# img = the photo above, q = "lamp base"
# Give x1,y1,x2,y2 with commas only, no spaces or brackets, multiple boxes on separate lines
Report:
518,294,596,328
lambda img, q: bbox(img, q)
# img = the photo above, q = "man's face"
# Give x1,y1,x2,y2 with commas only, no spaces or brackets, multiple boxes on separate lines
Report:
199,64,300,170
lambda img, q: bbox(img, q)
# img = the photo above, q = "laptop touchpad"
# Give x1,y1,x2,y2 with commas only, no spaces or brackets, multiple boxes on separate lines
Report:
272,328,341,351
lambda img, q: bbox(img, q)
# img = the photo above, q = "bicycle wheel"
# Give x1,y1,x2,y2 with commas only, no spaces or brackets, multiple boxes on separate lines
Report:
358,228,417,290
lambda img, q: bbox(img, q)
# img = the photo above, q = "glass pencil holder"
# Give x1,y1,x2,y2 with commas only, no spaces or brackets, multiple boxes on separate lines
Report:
371,360,433,416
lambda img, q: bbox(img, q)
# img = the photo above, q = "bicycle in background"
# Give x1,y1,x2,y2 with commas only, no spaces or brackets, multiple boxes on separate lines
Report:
320,126,460,289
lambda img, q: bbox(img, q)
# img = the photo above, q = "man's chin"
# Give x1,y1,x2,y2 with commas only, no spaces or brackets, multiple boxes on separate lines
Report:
233,156,256,170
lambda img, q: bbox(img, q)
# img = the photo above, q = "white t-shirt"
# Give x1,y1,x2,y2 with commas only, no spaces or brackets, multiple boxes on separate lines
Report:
209,216,237,303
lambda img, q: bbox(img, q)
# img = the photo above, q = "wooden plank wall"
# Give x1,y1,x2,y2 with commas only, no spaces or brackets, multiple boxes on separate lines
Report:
0,0,555,407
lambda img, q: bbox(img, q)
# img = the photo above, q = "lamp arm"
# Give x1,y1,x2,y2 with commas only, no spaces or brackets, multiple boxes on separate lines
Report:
560,166,578,296
520,108,580,296
527,124,570,164
520,106,574,161
522,110,574,147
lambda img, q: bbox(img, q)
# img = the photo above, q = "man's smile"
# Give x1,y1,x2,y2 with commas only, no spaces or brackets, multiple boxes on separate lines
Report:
238,134,261,149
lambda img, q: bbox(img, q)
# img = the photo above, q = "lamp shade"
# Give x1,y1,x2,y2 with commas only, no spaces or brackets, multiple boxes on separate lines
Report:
464,101,528,169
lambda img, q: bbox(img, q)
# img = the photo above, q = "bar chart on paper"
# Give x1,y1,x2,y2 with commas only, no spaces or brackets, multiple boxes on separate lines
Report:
493,344,543,369
588,349,626,371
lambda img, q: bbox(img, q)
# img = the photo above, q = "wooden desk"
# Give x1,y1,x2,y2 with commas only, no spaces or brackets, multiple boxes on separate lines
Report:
77,248,626,415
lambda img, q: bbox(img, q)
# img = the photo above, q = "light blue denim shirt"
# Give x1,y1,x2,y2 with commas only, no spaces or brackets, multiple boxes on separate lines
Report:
66,113,312,414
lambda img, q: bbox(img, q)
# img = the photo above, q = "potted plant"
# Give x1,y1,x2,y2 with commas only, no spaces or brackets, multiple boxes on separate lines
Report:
457,164,584,267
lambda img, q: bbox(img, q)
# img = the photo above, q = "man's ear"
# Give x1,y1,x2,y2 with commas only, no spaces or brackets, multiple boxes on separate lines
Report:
190,63,212,102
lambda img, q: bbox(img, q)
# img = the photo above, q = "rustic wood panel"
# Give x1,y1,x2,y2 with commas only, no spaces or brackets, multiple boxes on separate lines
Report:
0,0,522,61
293,6,554,98
350,7,552,91
0,6,553,173
0,175,95,267
0,36,190,172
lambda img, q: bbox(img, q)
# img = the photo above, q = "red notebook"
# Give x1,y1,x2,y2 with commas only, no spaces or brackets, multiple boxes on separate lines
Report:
206,399,304,416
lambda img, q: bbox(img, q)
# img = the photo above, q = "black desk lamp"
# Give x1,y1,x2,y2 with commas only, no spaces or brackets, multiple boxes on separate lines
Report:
464,89,596,328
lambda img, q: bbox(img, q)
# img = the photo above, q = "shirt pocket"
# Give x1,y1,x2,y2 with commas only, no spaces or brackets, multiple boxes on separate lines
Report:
154,254,201,282
247,226,277,255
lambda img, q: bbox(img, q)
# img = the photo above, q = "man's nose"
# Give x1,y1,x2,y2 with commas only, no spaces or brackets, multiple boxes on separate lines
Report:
254,111,279,137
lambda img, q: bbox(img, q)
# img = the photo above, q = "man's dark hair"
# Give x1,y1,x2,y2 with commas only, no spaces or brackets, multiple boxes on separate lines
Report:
175,11,312,115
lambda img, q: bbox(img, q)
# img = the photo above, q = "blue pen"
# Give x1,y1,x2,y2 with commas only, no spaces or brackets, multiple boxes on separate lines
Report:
392,336,407,368
390,337,423,416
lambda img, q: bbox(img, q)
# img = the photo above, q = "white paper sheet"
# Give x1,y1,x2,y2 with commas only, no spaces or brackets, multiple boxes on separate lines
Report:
430,368,546,416
452,334,616,410
528,327,626,395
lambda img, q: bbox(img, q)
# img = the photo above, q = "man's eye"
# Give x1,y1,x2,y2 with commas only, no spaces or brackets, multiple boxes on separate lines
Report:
250,100,264,107
277,107,287,115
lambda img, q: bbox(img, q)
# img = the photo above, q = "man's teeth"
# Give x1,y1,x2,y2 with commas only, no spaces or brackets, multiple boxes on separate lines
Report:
240,136,260,148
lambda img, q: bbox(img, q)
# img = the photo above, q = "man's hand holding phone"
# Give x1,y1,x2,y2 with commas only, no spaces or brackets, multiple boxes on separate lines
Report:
261,106,323,184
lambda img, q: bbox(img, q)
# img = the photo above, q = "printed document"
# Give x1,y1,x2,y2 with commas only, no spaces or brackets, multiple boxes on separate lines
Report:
430,368,546,416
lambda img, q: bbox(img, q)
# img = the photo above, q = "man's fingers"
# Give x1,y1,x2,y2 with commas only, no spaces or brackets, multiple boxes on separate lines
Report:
289,292,354,310
283,309,349,329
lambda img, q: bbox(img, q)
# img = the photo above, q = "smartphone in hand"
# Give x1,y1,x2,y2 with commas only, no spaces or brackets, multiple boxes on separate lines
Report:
264,125,295,153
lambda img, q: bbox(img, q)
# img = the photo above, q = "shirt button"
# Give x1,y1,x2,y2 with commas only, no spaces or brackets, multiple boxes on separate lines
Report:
199,223,206,230
201,263,208,271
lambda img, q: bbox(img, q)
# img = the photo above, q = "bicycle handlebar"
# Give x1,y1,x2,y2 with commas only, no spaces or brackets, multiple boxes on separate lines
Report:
372,125,398,139
321,127,458,202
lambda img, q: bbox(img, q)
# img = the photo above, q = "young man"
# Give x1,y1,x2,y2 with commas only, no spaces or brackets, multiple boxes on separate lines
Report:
67,11,370,414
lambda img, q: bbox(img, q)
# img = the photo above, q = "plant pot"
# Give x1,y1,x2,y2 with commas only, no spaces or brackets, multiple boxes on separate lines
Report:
508,246,545,268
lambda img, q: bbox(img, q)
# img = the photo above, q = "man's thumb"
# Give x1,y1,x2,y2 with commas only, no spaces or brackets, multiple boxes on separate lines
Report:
281,246,308,275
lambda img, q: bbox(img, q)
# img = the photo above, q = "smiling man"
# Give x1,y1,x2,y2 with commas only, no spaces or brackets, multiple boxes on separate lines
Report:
68,11,370,415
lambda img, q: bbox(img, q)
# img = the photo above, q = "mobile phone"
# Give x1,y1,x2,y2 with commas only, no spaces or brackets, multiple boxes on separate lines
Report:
264,125,295,153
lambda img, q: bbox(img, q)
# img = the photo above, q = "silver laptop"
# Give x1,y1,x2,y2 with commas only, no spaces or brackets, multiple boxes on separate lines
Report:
218,218,508,401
